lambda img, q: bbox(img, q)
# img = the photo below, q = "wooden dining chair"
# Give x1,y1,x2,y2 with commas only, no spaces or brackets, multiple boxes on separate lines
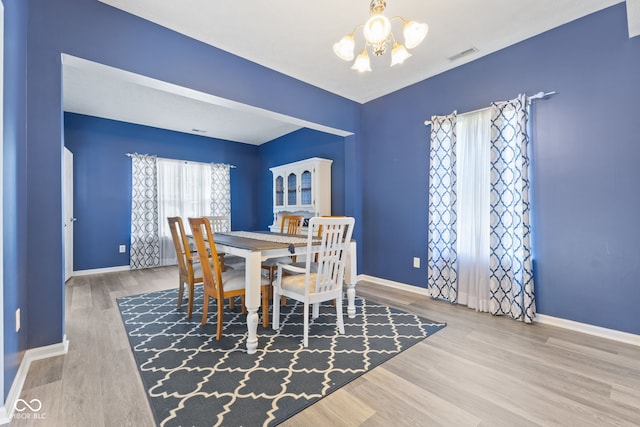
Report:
205,215,234,271
167,216,205,319
272,216,355,347
189,217,270,339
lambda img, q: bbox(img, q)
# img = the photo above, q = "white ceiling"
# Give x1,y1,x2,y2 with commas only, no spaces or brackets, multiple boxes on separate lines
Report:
64,0,625,144
63,56,306,145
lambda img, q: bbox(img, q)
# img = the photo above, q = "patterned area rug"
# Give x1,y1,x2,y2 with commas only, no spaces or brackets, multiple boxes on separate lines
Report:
117,288,446,427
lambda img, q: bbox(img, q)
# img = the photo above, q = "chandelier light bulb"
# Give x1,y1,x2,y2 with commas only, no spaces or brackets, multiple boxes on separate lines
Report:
391,42,412,66
333,35,355,61
403,21,428,49
363,13,392,44
351,49,372,72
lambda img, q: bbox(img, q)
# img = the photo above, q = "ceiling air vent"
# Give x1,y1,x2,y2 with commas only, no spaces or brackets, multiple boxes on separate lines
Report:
448,47,478,61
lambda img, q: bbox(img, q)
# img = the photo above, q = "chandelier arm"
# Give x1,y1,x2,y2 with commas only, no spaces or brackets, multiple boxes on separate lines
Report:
348,23,364,37
353,25,373,50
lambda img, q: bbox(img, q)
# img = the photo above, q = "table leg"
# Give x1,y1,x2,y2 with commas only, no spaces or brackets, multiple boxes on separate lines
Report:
346,241,357,318
244,251,262,354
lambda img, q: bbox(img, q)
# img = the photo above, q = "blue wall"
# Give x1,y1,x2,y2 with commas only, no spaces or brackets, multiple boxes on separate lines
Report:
360,4,640,334
258,128,347,230
3,0,29,398
64,118,348,271
23,0,359,353
64,113,262,271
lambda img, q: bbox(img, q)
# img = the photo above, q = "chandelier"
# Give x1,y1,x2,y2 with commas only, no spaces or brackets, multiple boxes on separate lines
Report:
333,0,429,72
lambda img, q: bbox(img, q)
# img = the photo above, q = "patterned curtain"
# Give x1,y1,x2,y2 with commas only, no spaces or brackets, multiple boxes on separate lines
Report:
130,154,160,269
489,94,535,322
427,112,458,302
210,164,231,225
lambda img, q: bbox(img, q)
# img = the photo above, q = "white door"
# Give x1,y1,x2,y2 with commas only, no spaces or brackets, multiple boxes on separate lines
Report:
64,147,74,281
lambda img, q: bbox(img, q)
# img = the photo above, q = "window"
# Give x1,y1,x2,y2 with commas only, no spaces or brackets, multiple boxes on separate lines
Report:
157,159,214,221
156,158,231,265
455,109,491,310
130,154,231,269
428,94,534,322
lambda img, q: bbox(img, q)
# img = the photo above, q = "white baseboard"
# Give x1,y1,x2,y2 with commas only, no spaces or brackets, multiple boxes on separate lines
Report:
359,275,640,347
358,274,431,296
72,265,130,277
1,336,69,424
534,314,640,347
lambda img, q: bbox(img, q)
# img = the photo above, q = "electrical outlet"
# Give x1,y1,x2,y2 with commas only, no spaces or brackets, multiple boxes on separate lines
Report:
413,257,421,268
119,245,126,253
16,309,20,332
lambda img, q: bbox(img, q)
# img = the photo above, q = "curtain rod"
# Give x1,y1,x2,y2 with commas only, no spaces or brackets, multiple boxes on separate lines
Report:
423,91,557,126
125,152,236,168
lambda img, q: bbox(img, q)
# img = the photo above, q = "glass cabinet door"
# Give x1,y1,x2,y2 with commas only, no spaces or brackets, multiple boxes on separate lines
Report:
287,172,297,206
270,158,332,232
275,175,284,207
300,169,312,205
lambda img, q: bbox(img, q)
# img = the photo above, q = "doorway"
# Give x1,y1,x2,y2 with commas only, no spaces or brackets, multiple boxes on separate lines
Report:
64,147,74,281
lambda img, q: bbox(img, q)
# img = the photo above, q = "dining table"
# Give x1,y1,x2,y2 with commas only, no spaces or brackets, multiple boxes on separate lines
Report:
211,230,357,354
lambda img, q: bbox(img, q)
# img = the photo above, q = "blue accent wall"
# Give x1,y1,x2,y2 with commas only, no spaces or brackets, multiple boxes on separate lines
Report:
64,113,261,271
64,117,349,270
23,0,359,354
257,128,347,231
3,0,29,398
360,4,640,334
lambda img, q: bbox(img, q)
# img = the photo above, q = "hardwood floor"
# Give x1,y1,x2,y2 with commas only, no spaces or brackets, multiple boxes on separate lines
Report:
11,266,640,426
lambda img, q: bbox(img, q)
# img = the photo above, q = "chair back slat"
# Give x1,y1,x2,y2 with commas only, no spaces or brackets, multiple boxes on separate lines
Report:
281,215,304,234
167,217,193,277
188,217,224,300
308,217,354,295
206,215,231,233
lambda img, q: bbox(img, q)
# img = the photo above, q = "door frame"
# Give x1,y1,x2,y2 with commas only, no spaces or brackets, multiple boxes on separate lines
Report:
64,147,73,281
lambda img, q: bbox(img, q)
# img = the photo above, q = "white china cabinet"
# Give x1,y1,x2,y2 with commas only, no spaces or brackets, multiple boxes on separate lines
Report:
269,157,332,232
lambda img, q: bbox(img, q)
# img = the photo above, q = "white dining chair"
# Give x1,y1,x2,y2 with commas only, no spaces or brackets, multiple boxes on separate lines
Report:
272,216,355,347
260,214,304,325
